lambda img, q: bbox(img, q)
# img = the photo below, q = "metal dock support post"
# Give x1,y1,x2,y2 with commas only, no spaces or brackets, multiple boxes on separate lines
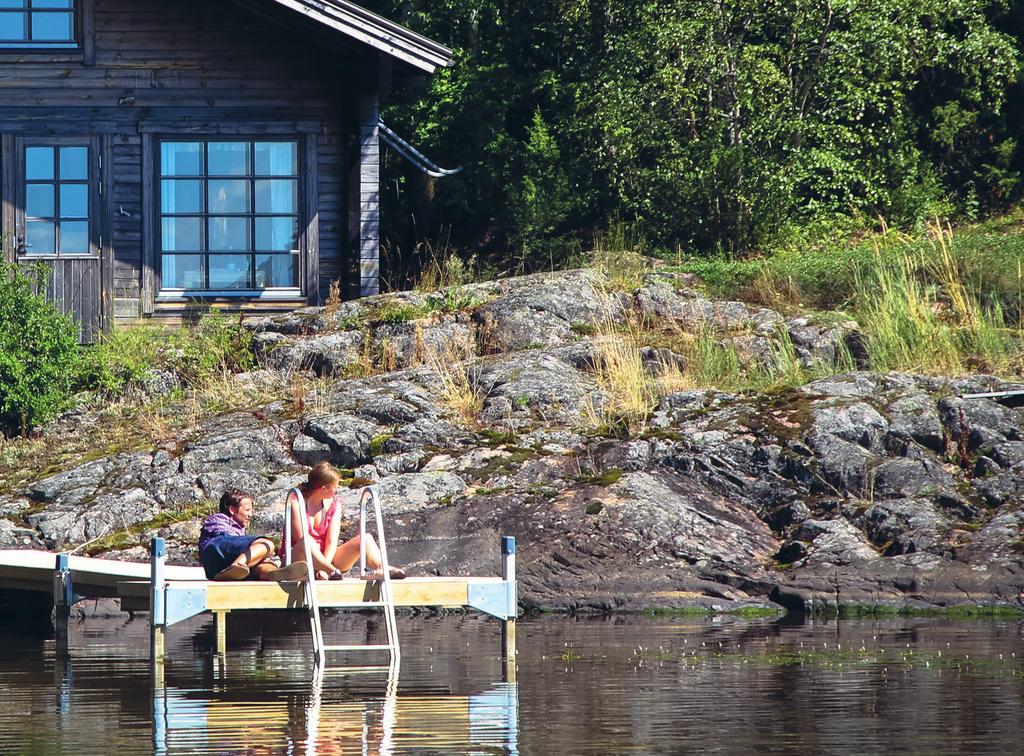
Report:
150,537,166,673
501,536,517,681
53,552,72,655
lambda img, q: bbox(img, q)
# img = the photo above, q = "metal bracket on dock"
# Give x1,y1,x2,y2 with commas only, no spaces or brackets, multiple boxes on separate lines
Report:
468,581,515,620
163,585,208,626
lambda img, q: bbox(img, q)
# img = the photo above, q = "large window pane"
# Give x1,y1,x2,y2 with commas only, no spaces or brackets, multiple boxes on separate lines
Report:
0,12,24,40
208,217,248,250
25,147,53,180
59,183,87,218
34,1,73,9
161,143,202,177
161,179,201,214
255,254,297,288
25,220,54,255
59,147,87,180
31,11,71,40
59,220,88,254
255,179,296,214
255,216,297,251
254,142,296,176
162,217,201,251
208,179,249,213
162,255,204,289
0,2,25,9
26,184,53,217
209,255,251,289
207,142,248,176
160,138,299,291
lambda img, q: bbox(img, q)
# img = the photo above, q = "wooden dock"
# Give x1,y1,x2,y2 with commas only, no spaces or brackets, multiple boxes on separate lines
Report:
0,536,518,670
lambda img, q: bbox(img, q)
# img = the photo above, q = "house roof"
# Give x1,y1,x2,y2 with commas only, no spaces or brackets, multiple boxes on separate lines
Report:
266,0,454,74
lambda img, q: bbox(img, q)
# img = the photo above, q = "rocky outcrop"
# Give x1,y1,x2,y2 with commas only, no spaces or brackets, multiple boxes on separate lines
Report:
3,269,1023,616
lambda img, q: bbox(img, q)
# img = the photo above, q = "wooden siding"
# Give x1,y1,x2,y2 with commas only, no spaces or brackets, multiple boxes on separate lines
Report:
0,0,372,334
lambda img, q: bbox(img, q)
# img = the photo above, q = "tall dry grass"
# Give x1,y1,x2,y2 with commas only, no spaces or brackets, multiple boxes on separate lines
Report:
426,340,488,428
853,221,1022,376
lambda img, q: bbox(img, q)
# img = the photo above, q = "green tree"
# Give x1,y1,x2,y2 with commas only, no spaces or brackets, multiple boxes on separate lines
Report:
371,0,1021,265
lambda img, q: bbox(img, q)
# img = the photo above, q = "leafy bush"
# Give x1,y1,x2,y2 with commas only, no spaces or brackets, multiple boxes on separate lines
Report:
0,263,80,434
79,312,256,395
79,325,165,395
164,312,255,385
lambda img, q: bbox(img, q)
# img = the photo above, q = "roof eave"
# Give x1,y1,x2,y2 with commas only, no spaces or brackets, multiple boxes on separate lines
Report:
268,0,454,74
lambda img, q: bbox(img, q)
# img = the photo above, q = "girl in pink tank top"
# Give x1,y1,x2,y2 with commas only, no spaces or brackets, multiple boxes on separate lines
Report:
281,462,405,581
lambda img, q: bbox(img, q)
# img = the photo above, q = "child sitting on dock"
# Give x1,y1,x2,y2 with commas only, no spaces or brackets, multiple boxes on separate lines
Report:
281,462,406,581
199,489,306,581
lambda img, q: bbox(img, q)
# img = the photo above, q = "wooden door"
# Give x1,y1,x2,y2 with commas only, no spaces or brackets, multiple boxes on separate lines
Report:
11,135,109,343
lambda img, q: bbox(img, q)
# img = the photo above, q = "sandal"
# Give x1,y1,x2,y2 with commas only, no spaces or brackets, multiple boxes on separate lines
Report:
267,562,308,582
362,566,406,581
214,563,250,581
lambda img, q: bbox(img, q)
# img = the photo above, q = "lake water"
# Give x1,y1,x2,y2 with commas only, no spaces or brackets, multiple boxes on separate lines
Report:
0,611,1021,754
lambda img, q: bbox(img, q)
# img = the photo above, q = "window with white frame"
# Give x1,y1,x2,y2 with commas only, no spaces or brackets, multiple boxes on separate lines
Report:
159,139,300,291
0,0,76,47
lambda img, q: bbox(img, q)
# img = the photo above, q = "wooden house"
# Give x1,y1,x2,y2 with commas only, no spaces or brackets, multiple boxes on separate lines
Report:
0,0,453,341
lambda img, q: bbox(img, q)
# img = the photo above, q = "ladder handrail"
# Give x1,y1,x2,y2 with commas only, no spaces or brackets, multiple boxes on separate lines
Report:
359,485,401,664
284,487,326,667
283,484,400,667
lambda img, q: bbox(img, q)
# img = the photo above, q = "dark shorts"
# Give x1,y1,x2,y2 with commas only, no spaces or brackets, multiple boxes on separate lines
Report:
200,534,266,579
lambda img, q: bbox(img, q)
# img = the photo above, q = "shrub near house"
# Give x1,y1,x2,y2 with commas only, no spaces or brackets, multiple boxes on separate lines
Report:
0,263,79,435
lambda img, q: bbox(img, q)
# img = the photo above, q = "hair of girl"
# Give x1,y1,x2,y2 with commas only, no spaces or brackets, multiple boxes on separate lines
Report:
300,461,342,495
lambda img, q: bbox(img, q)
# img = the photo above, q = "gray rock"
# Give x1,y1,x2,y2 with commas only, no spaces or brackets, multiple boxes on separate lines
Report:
860,498,951,556
257,330,364,376
807,435,877,496
972,462,1024,508
178,428,293,476
303,413,382,468
989,441,1024,469
292,433,333,466
372,320,473,370
870,458,954,499
344,471,467,515
810,399,888,449
634,282,783,334
607,471,779,566
472,269,617,352
795,518,879,565
786,316,861,367
28,458,112,503
473,344,598,424
139,369,180,398
0,518,40,547
887,392,945,452
28,487,160,549
938,397,1024,451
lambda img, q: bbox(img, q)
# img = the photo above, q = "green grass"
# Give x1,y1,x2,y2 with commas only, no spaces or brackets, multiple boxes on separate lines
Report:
666,215,1024,379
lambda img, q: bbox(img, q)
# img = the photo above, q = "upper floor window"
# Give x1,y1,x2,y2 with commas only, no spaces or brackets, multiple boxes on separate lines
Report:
0,0,76,48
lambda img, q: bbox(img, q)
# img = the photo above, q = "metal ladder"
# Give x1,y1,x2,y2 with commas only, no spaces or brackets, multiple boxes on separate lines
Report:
283,485,401,669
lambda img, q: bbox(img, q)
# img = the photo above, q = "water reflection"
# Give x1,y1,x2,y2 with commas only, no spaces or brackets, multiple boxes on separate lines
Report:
3,613,1023,754
150,647,517,755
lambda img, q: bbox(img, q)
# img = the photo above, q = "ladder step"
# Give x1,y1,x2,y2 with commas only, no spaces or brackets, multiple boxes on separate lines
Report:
323,644,395,652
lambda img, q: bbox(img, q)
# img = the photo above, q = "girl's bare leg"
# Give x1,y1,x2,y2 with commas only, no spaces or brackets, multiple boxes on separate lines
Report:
287,537,336,578
333,534,382,572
